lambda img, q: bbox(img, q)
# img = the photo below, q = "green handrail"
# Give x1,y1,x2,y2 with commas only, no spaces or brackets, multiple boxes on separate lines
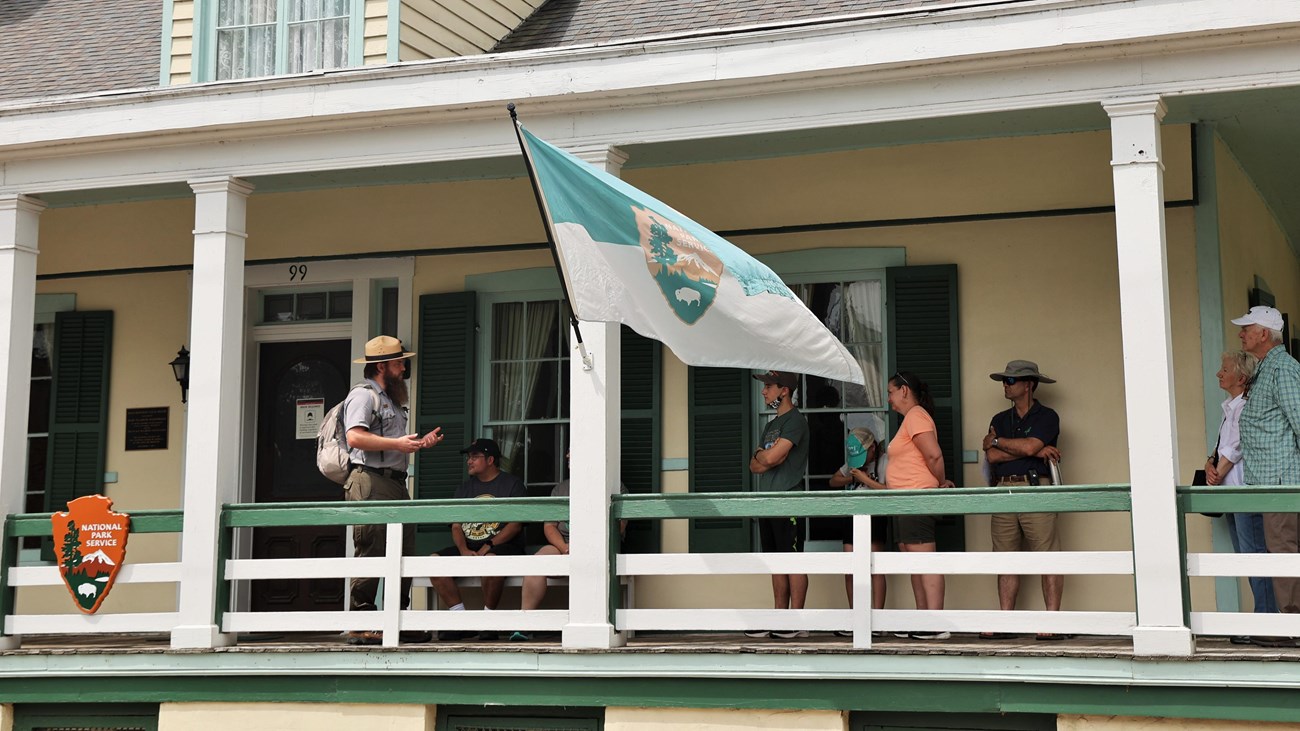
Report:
1176,485,1300,514
613,485,1132,520
221,497,568,528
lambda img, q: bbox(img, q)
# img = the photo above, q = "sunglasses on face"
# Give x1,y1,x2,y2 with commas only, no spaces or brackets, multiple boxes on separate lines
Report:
1000,376,1038,386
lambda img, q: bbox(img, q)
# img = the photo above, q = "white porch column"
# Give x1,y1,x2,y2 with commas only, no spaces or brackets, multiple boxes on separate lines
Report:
171,177,253,649
0,195,44,650
562,145,628,649
1104,97,1194,657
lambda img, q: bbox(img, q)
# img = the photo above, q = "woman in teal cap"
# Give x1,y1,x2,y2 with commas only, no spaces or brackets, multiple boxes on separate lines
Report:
829,427,887,634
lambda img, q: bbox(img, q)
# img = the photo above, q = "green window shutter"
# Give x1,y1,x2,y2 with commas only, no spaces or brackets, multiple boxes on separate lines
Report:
43,311,113,561
414,291,476,553
687,366,753,553
886,264,964,551
619,326,661,553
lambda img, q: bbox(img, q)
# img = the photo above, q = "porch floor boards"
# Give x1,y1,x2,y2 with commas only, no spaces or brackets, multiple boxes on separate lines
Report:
5,632,1298,660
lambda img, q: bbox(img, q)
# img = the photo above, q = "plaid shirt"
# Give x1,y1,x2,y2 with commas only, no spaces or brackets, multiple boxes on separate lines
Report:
1241,345,1300,485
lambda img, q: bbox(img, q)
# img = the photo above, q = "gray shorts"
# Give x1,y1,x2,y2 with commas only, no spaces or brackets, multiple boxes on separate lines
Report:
894,515,937,545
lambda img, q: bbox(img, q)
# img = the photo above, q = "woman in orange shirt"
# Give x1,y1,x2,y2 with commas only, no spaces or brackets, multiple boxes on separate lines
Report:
882,371,954,637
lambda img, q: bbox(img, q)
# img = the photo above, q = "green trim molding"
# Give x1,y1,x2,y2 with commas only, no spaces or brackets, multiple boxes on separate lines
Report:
0,662,1299,723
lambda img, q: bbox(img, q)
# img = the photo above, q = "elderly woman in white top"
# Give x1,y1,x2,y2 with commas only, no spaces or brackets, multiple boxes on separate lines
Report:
1205,349,1276,616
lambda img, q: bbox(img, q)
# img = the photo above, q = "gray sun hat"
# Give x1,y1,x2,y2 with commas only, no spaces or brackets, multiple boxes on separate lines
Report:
988,359,1056,384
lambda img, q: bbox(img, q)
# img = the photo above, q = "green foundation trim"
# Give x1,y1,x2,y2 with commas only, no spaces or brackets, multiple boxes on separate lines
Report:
0,674,1298,723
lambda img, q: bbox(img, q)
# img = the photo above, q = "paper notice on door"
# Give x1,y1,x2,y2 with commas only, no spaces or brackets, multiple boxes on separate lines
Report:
296,398,325,439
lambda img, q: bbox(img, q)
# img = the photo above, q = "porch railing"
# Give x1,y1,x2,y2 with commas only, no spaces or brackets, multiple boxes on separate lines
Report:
1179,486,1300,638
219,497,568,647
0,509,183,635
2,486,1299,653
612,486,1136,647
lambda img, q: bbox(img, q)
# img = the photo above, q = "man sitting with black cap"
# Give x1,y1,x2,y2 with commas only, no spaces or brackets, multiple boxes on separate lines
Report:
428,438,527,640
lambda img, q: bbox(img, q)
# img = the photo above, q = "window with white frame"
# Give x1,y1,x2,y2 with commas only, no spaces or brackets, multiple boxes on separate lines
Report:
484,298,570,497
215,0,353,80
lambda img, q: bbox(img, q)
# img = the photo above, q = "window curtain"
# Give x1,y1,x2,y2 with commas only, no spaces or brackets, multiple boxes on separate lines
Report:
491,302,560,474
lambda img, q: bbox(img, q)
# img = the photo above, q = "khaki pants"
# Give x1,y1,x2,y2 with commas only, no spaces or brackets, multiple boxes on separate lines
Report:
1264,512,1300,613
344,469,414,610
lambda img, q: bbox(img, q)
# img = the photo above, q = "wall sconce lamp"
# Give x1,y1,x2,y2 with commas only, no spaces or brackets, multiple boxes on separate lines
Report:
169,346,190,404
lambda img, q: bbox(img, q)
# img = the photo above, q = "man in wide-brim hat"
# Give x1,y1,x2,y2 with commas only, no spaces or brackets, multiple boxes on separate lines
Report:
981,359,1065,640
342,336,443,645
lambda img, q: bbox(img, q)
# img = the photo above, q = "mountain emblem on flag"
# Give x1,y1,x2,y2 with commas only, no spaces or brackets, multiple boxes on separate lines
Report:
636,206,724,325
51,495,130,614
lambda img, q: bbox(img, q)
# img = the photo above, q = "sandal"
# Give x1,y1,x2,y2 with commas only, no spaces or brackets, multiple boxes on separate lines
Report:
979,632,1016,640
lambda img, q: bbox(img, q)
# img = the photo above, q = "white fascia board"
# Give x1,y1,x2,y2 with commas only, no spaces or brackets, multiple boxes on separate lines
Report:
1,0,1299,157
4,35,1300,196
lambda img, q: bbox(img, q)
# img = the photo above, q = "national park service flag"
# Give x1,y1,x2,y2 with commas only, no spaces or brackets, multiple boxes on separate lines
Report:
516,124,865,385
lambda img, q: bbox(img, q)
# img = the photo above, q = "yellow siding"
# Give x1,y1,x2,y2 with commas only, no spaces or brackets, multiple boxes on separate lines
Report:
168,0,195,85
364,0,390,65
397,0,543,61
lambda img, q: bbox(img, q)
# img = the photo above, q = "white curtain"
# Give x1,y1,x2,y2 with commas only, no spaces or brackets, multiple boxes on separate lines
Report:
842,281,883,408
491,302,560,474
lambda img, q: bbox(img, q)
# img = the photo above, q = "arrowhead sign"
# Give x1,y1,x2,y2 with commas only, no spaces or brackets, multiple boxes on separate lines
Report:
51,495,130,614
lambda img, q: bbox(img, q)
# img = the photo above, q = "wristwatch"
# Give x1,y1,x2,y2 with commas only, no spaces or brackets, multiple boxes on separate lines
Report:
992,436,1001,448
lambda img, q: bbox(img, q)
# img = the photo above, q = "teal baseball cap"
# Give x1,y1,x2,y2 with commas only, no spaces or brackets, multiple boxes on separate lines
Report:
845,427,876,469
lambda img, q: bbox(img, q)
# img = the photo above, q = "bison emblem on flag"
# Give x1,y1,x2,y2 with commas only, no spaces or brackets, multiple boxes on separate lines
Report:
636,207,723,325
52,495,130,614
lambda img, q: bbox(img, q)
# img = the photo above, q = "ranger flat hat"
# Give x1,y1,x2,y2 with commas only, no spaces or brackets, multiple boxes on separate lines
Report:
988,359,1055,384
353,335,415,364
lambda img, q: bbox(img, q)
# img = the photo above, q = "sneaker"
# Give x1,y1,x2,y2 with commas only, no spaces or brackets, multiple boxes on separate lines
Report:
893,632,911,638
399,630,431,643
508,631,532,642
743,629,772,638
345,631,381,646
436,630,475,641
1250,635,1297,648
772,629,809,639
476,630,500,641
909,631,951,640
833,630,853,638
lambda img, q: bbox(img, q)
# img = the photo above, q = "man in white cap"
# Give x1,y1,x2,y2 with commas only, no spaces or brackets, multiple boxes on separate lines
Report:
1234,306,1300,646
343,336,444,645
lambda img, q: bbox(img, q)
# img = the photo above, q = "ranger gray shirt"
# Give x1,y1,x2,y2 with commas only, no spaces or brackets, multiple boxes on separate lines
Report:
343,379,408,470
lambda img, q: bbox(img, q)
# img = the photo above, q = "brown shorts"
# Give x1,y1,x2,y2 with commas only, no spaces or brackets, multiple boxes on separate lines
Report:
990,512,1060,552
894,515,937,545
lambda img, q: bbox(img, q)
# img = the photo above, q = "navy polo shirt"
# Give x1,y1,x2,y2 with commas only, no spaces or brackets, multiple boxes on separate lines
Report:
989,401,1060,479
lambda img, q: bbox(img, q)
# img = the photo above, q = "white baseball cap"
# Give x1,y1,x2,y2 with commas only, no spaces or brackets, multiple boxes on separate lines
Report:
1231,306,1284,332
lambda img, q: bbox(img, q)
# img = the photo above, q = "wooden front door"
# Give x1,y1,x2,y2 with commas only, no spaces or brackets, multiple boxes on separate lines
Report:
252,339,351,613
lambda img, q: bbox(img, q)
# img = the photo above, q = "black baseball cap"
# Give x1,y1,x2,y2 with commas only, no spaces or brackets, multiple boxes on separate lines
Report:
460,438,503,460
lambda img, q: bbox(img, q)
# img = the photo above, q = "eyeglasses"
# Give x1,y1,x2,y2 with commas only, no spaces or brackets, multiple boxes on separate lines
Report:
1000,376,1037,386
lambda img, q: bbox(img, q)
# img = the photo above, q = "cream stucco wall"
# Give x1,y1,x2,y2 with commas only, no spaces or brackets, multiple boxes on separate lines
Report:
158,702,434,731
1059,715,1298,731
1216,136,1300,344
22,124,1225,617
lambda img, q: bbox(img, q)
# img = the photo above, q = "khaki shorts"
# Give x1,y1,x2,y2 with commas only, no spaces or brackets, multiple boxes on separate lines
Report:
990,512,1060,552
